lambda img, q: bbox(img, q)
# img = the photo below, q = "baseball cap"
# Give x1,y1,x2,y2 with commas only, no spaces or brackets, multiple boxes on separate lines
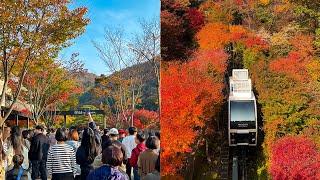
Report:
118,129,126,134
107,128,119,135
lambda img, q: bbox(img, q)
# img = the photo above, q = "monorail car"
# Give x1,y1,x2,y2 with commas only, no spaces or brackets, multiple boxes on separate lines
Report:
228,69,258,146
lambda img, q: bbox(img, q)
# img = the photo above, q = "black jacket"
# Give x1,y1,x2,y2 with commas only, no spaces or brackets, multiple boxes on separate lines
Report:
76,146,97,180
28,133,49,161
101,134,109,146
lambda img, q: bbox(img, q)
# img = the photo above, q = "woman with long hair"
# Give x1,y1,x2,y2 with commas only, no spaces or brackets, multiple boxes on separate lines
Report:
4,126,29,177
76,127,99,180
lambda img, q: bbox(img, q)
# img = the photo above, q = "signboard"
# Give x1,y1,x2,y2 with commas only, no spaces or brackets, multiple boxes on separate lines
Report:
49,109,105,116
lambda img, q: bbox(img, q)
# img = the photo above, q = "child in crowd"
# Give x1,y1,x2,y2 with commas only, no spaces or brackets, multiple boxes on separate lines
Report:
6,154,29,180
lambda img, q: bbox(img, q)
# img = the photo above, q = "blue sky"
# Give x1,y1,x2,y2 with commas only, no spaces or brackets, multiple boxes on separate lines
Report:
59,0,160,75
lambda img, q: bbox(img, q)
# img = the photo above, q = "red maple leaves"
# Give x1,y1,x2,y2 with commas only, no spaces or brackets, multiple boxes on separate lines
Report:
186,8,205,32
161,48,227,175
270,136,320,179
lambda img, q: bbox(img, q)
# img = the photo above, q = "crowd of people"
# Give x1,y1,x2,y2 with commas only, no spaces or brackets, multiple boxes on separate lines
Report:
0,113,160,180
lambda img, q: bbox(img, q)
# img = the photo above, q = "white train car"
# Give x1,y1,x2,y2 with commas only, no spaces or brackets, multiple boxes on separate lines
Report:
228,69,257,146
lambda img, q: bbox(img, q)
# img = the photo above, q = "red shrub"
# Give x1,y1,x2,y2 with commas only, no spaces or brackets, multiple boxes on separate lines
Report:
270,136,320,179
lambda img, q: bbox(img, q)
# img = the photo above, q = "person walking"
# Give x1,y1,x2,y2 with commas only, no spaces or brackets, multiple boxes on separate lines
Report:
4,126,30,178
29,125,49,180
129,132,146,180
93,128,128,173
101,128,110,146
108,128,128,170
87,113,101,147
66,129,81,179
47,128,76,180
122,127,137,179
143,155,160,180
76,127,99,180
22,130,30,150
118,129,126,143
3,126,11,168
137,136,159,179
86,145,129,180
48,128,57,147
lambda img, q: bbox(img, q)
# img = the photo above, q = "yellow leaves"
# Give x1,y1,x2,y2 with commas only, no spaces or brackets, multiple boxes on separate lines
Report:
270,24,300,56
199,1,233,23
263,118,284,156
229,25,247,35
174,0,190,7
66,116,76,126
274,4,290,13
259,0,270,5
270,26,292,46
306,60,320,82
229,25,249,41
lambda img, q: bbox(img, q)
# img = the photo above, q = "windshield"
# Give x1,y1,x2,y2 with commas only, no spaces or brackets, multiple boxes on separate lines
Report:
230,100,255,122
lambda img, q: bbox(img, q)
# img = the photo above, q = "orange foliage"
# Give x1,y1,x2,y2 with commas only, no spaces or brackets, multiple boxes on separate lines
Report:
269,51,310,82
197,23,265,51
263,118,285,156
134,109,159,129
196,22,230,50
229,25,249,41
161,59,225,175
269,35,318,82
190,49,228,74
234,0,245,5
289,34,315,60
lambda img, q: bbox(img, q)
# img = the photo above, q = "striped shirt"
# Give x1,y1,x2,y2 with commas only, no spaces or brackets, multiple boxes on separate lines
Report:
47,143,76,176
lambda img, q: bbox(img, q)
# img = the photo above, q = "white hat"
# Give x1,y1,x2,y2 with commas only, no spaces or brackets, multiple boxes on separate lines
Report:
108,128,119,135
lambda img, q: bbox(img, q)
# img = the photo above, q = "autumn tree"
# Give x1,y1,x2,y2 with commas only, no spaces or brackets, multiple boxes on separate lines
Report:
196,22,231,50
161,48,227,175
161,0,204,61
270,136,320,179
161,0,320,179
23,54,84,125
161,10,187,60
0,0,88,126
236,2,320,177
133,109,159,130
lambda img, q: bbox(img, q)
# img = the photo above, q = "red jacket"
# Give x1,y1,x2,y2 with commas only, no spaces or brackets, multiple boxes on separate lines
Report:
129,143,147,167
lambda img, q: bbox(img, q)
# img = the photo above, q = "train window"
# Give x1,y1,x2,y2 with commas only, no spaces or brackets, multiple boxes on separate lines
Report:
230,100,255,121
